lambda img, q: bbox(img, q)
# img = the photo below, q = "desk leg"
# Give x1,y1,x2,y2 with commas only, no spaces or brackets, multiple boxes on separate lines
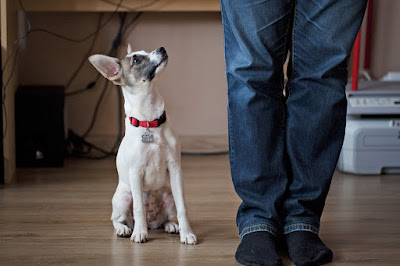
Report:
1,0,19,184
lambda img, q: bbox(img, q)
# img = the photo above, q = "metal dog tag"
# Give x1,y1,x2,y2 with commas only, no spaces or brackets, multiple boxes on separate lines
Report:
142,128,154,143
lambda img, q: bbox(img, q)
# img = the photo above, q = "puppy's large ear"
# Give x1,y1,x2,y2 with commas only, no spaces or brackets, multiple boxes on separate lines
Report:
88,54,122,81
127,43,133,54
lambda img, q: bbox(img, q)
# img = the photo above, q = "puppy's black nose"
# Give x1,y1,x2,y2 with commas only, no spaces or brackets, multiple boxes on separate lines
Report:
156,47,166,54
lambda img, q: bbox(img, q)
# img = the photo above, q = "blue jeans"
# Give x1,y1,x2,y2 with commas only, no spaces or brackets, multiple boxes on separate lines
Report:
221,0,367,239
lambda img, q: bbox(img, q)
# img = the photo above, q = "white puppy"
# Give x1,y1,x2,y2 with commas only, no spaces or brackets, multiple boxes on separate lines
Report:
89,45,197,245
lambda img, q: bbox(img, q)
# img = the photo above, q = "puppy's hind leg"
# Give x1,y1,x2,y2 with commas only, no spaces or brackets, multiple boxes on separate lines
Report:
162,190,179,234
111,183,134,237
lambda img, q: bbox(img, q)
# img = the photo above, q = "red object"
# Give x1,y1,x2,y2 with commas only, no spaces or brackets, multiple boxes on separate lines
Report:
352,29,362,91
364,0,374,69
129,111,167,128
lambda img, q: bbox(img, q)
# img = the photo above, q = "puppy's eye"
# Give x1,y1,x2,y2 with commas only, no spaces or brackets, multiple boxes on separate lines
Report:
130,56,142,66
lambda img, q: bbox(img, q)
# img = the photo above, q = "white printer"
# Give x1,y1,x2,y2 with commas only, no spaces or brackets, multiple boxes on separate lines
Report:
337,81,400,174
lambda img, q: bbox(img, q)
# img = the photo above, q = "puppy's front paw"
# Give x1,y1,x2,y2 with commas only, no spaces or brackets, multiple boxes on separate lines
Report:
115,225,132,237
131,228,148,243
180,230,197,245
164,222,179,234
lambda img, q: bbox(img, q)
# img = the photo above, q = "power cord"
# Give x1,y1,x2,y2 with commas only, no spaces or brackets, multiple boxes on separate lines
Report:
29,0,124,43
64,13,104,95
100,0,161,11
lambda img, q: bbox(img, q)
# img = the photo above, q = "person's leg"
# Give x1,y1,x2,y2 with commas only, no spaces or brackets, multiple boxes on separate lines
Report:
283,0,367,265
220,0,294,265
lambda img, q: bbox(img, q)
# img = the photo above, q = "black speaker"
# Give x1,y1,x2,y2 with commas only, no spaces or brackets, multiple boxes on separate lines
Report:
15,86,65,167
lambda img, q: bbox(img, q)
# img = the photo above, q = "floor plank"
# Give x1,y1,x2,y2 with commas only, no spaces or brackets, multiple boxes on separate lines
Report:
0,155,399,265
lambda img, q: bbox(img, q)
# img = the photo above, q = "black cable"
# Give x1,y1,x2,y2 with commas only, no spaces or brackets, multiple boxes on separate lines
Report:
100,0,161,11
4,46,21,94
2,0,30,89
1,0,29,141
82,80,110,139
122,12,143,35
64,14,104,95
1,99,6,143
1,0,31,77
83,83,123,160
81,12,128,139
29,0,124,44
65,74,102,97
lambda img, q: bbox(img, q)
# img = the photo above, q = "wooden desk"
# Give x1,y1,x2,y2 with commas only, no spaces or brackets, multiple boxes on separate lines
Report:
1,0,220,183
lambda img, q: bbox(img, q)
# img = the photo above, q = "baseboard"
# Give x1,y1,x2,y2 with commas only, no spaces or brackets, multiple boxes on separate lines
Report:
179,135,228,155
84,134,229,155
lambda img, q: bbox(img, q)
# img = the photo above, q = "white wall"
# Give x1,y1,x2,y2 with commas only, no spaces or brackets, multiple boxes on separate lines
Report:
370,1,400,78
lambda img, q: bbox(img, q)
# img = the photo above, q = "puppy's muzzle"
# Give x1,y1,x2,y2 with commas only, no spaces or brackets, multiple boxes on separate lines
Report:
155,47,168,64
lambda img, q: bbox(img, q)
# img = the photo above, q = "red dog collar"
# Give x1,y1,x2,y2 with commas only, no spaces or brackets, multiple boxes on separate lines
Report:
129,111,167,128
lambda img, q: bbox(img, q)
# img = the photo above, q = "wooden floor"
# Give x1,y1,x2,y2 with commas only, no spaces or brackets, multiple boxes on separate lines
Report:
1,155,399,265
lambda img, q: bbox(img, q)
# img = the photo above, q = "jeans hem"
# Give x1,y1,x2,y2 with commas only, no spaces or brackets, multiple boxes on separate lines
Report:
239,223,278,240
283,223,319,235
